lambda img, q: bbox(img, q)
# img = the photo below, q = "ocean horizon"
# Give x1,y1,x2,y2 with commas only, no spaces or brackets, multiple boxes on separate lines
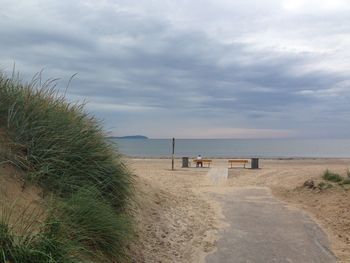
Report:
111,138,350,158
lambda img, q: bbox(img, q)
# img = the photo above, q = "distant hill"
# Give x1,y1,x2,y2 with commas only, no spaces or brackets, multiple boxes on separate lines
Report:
111,135,149,139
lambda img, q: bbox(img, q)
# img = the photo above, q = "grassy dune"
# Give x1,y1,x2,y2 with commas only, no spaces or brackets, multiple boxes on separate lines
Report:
0,73,134,262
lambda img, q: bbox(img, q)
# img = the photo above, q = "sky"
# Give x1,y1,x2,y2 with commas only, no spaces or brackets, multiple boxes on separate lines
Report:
1,0,350,138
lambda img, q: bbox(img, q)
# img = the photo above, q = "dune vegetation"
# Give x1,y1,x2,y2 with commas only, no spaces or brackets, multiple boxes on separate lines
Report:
0,72,134,262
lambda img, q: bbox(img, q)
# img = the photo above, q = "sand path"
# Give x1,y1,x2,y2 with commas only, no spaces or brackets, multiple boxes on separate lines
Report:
204,166,336,263
207,167,228,185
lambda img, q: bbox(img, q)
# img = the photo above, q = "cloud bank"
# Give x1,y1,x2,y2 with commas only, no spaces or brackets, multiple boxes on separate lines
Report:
1,0,350,138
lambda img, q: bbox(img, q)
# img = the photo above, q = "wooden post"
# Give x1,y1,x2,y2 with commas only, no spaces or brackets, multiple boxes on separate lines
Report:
172,138,175,170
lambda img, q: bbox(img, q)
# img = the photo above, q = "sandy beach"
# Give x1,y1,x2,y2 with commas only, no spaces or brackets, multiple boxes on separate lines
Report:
129,158,350,263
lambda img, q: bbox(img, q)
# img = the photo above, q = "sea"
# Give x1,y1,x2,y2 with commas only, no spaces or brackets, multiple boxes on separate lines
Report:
110,138,350,158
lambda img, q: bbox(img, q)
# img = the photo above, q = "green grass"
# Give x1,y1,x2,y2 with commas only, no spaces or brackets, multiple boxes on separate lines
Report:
0,72,134,262
317,181,333,190
0,198,75,263
0,73,133,209
50,187,132,261
0,221,78,263
322,169,343,182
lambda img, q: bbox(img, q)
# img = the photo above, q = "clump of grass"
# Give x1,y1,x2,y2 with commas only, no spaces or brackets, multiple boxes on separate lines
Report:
0,72,134,262
49,187,132,261
317,181,333,190
0,221,78,263
340,177,350,185
322,169,343,182
0,199,75,263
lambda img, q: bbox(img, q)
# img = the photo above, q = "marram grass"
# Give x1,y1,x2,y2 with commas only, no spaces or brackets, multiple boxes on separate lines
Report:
0,72,133,208
0,72,134,262
0,196,75,263
48,187,132,261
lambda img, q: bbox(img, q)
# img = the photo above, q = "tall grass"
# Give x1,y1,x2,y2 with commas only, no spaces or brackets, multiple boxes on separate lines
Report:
49,187,132,262
0,73,133,209
0,197,74,263
0,72,134,262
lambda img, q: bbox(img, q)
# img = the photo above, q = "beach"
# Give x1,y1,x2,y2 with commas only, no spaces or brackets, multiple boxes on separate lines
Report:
129,158,350,263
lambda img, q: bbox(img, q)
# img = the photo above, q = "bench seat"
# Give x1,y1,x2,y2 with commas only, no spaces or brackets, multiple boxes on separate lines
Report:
228,159,249,168
193,159,212,167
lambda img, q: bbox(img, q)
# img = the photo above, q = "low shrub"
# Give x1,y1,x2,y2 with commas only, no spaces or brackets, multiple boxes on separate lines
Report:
341,177,350,185
322,169,343,182
318,181,333,190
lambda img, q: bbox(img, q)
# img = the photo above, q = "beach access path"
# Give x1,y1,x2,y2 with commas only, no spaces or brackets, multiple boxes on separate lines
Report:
130,159,350,262
204,167,336,263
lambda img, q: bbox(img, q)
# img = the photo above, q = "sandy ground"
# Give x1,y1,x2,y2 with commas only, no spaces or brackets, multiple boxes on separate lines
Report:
129,158,350,263
0,163,44,234
128,159,219,262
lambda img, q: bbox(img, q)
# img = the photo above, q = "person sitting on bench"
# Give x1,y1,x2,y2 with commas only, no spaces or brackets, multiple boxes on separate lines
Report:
196,154,203,167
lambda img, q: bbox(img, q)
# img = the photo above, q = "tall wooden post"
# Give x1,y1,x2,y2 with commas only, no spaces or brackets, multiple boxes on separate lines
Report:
172,138,175,170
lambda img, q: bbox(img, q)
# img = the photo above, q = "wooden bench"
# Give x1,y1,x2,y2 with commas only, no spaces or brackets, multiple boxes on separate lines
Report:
193,159,212,167
228,159,249,168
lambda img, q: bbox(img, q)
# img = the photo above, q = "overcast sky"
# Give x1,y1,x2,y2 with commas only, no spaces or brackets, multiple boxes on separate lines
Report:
1,0,350,138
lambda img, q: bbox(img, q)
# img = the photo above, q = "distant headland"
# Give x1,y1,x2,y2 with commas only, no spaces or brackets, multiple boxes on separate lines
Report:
109,135,149,139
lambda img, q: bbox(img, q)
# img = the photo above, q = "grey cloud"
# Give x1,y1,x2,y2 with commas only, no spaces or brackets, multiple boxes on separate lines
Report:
0,0,350,137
